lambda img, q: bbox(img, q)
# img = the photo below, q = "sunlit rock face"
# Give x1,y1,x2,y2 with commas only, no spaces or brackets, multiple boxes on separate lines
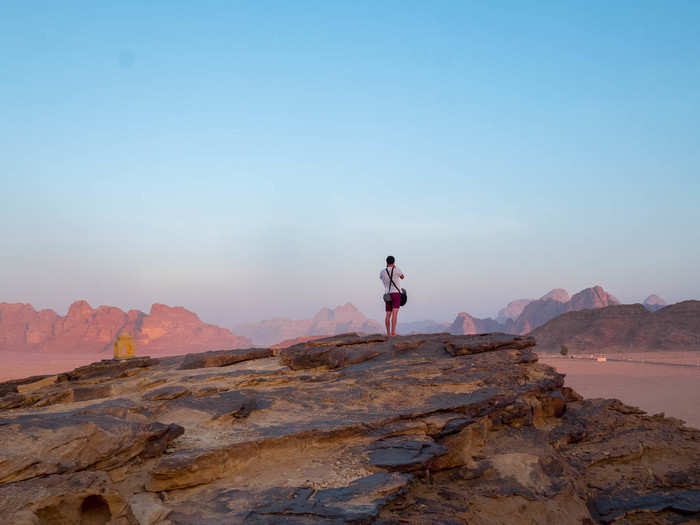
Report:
0,300,251,355
1,332,698,524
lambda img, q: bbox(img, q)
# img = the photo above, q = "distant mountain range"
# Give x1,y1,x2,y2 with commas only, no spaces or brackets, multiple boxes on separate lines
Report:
402,287,675,339
234,303,383,346
398,319,450,334
1,289,681,354
441,285,620,336
0,301,250,355
530,300,700,351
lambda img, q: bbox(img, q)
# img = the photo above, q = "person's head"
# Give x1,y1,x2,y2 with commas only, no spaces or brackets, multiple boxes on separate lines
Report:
386,255,395,266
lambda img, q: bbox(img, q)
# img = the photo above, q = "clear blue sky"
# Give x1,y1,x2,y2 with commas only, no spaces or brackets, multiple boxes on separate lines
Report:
2,1,699,327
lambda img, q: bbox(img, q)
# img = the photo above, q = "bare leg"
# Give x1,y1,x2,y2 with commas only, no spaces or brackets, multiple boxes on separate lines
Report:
391,308,399,336
385,311,391,336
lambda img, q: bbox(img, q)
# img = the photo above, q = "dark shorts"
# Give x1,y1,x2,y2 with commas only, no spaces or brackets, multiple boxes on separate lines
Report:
385,292,401,312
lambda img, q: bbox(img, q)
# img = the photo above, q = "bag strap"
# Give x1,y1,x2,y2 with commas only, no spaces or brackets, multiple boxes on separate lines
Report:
386,267,401,293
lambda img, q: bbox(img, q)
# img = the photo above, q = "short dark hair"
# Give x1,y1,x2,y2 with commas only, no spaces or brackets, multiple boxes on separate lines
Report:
386,255,395,265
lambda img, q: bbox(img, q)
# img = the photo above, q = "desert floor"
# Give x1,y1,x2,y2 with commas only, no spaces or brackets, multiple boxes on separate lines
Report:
540,352,700,429
0,352,105,382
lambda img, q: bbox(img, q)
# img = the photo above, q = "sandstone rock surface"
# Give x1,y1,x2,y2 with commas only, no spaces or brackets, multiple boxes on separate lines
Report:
0,332,698,524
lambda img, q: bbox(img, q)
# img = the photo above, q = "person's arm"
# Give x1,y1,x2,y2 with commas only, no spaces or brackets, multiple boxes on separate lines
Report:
398,267,405,279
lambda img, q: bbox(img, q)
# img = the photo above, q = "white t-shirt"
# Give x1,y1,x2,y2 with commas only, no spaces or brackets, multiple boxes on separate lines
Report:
380,266,404,294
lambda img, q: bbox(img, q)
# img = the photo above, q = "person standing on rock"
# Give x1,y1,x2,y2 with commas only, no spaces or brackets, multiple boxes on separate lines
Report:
380,255,405,337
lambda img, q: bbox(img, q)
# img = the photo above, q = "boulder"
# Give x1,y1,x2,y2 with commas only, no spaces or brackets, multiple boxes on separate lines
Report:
179,347,273,370
0,412,183,484
444,333,536,355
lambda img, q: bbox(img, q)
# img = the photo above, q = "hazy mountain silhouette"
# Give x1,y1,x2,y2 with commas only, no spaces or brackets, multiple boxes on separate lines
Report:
643,294,668,312
234,303,383,346
398,319,450,335
496,298,534,324
507,286,619,334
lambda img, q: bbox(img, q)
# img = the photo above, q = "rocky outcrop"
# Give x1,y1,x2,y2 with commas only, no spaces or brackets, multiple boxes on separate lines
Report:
179,347,273,370
0,300,251,355
234,303,383,346
271,335,330,349
530,300,700,351
644,294,668,312
0,332,698,524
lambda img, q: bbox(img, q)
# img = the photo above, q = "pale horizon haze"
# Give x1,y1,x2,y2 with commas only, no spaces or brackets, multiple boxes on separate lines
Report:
2,1,700,328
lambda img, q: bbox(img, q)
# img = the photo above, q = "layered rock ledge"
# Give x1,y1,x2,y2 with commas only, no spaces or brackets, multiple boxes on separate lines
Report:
0,333,698,524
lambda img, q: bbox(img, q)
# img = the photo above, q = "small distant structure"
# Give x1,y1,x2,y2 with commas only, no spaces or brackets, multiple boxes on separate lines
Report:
113,333,135,359
596,356,607,362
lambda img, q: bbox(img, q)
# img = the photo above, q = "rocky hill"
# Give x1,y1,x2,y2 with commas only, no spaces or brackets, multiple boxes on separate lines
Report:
508,286,620,334
446,286,621,336
496,298,534,324
0,332,698,524
234,303,383,346
0,301,251,355
530,300,700,351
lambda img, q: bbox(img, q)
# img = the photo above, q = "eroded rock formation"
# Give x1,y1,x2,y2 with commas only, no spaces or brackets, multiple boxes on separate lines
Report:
0,301,251,355
0,332,698,524
447,286,621,336
530,300,700,352
509,285,620,334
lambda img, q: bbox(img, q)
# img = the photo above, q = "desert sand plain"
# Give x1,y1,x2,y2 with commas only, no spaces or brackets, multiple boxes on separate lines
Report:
0,352,109,382
540,351,700,429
